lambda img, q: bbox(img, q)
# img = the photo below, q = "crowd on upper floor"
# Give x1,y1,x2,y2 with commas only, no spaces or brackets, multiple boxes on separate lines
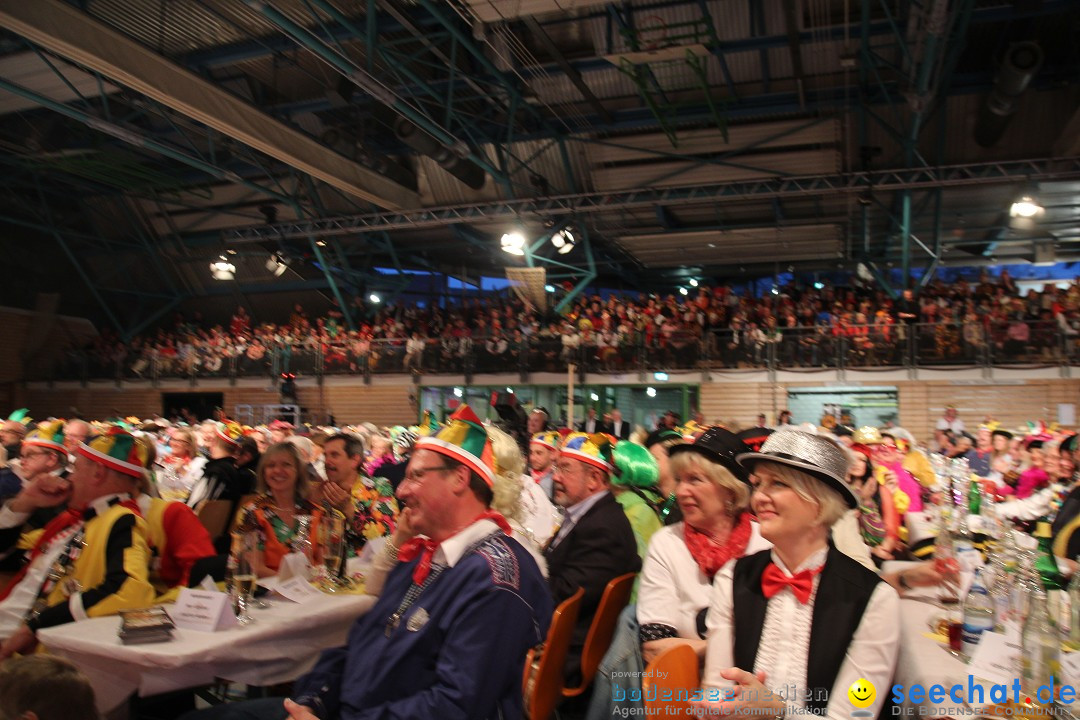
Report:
59,268,1080,380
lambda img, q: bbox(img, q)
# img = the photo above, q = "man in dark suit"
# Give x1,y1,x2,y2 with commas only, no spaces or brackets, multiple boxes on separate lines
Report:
578,407,601,434
607,408,631,440
544,433,641,687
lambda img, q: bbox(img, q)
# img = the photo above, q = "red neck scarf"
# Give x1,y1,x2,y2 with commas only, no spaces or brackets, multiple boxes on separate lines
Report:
682,512,752,580
398,510,512,585
761,562,824,604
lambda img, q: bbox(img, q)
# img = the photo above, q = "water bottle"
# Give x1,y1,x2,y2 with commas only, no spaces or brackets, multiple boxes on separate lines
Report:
961,566,996,659
1021,586,1061,696
989,555,1015,633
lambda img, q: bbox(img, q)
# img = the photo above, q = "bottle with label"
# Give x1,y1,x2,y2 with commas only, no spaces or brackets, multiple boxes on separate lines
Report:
969,477,982,515
1021,585,1062,696
961,566,996,659
1034,521,1065,592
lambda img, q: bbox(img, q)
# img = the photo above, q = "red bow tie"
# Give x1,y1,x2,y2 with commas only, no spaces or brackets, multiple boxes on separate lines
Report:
761,562,822,604
398,537,439,585
397,511,513,585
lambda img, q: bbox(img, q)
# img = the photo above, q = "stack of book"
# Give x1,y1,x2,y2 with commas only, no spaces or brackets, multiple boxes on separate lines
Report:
118,606,176,645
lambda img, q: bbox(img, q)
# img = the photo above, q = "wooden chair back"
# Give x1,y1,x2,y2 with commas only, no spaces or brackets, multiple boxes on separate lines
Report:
523,587,584,720
196,500,232,541
562,571,637,698
642,643,700,717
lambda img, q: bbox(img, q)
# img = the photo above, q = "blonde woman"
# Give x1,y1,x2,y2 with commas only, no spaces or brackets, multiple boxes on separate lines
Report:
693,430,899,718
156,428,206,501
638,427,770,663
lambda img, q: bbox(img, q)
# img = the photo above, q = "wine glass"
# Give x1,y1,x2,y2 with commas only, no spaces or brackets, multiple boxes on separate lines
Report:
319,514,346,591
232,531,258,625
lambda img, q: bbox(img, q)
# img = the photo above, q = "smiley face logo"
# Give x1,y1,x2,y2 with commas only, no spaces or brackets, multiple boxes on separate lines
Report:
848,678,876,709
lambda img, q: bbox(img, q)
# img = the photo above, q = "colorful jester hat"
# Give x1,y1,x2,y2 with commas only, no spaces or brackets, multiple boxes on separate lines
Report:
416,410,441,437
215,420,244,448
23,420,66,455
77,426,152,478
415,404,497,487
560,432,615,474
530,430,561,451
2,408,30,436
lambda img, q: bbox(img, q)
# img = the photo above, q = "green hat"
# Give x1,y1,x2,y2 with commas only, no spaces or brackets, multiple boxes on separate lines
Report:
611,441,659,488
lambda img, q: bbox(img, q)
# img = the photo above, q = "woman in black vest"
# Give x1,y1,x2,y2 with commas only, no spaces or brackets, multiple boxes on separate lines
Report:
693,430,900,718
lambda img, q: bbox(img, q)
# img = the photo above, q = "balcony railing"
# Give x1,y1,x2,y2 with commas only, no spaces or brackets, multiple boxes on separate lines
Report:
34,321,1080,383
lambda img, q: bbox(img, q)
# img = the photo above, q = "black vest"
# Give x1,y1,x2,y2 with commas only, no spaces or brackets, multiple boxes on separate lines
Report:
731,546,881,715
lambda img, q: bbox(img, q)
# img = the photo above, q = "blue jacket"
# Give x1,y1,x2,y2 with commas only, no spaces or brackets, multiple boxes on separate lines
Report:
293,531,552,720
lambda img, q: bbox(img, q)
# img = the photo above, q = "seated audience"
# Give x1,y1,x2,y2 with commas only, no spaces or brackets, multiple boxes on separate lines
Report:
236,442,321,577
180,404,551,720
694,430,900,718
545,432,641,686
0,428,155,658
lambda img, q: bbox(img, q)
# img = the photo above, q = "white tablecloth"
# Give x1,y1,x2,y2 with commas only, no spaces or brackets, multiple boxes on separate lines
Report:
38,592,376,714
895,598,970,713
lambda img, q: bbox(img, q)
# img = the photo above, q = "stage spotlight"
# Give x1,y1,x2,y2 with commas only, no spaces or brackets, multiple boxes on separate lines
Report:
210,256,235,280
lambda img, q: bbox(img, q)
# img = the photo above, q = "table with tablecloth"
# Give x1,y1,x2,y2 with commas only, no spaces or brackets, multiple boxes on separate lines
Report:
37,592,376,714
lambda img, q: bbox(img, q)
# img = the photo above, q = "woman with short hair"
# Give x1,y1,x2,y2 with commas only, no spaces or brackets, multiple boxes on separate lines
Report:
637,427,770,664
694,430,900,718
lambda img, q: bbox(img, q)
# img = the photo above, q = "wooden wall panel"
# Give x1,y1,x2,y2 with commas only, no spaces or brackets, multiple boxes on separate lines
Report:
699,381,764,429
14,377,1080,442
19,383,415,428
323,386,415,427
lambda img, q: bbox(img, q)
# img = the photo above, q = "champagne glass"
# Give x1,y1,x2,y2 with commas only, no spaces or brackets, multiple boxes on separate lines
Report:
319,515,346,591
233,531,258,624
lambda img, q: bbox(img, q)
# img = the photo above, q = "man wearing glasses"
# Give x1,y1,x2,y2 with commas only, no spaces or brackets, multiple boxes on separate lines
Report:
183,405,552,720
0,421,71,569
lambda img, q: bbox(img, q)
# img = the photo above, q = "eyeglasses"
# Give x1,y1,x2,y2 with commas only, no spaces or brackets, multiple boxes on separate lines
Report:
20,451,52,461
403,465,450,484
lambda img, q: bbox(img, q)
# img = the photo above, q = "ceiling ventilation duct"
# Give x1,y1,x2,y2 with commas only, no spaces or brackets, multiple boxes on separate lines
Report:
320,128,417,191
974,41,1044,148
394,119,486,190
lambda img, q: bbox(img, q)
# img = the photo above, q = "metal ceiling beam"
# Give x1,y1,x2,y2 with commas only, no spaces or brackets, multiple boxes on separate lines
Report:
522,16,612,123
222,157,1080,240
0,0,420,210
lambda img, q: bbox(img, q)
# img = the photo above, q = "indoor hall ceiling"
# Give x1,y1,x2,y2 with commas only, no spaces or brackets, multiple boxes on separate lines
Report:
0,0,1077,331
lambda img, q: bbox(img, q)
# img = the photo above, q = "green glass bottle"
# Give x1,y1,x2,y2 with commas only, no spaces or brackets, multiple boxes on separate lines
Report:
968,477,981,515
1034,521,1065,592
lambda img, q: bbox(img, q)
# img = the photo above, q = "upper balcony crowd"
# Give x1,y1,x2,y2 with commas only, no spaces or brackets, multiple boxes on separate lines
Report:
51,268,1080,382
